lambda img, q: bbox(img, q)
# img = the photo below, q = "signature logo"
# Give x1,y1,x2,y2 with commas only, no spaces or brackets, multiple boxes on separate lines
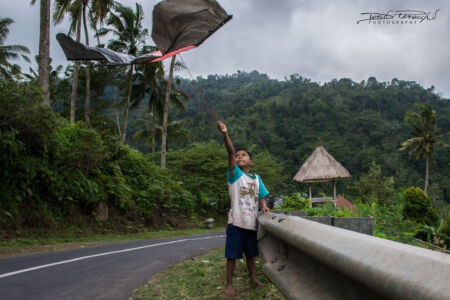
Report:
357,9,440,24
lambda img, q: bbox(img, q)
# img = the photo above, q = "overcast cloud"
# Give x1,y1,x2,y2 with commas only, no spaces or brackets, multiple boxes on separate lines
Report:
2,0,450,97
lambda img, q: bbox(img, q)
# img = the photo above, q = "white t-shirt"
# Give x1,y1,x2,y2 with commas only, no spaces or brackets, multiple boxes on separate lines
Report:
227,164,269,231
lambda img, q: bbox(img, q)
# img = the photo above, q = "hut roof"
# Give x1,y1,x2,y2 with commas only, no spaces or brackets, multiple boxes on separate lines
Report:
293,145,351,182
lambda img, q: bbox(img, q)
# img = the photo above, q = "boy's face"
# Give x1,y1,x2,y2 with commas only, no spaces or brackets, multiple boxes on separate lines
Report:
235,150,253,169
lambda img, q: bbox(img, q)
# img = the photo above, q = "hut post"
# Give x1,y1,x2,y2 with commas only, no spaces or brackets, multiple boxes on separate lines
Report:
333,180,337,200
333,180,337,208
308,183,312,207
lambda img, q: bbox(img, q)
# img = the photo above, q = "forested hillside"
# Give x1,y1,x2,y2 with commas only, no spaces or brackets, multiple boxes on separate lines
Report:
171,71,450,201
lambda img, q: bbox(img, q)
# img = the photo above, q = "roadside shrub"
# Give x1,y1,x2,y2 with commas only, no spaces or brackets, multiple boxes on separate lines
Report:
164,141,228,212
51,121,107,175
163,142,286,213
119,146,196,219
440,214,450,247
0,129,30,223
0,80,56,154
403,187,439,226
277,193,311,211
0,80,57,227
442,213,450,237
348,162,396,206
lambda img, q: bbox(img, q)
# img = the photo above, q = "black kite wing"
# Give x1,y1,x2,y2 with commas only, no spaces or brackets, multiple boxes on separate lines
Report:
56,33,162,66
151,0,232,61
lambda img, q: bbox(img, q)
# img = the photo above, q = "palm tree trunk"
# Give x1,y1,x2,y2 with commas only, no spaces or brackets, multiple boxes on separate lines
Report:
424,152,430,194
152,112,156,153
121,65,134,143
38,0,50,106
70,13,82,123
83,5,91,124
113,87,121,138
160,55,176,169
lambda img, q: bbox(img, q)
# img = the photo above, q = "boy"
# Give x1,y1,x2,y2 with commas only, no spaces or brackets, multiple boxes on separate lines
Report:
217,121,270,297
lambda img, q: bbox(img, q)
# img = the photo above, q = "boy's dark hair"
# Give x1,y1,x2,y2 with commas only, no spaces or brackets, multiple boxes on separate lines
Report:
235,148,252,160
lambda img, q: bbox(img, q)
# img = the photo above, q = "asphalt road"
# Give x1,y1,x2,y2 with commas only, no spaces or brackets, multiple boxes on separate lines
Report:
0,231,225,300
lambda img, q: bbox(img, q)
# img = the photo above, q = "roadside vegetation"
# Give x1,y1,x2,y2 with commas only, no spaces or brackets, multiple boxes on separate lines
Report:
277,165,449,251
1,4,449,258
131,247,284,300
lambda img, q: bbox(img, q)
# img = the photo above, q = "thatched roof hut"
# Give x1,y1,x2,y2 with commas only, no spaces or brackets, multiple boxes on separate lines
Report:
293,145,351,182
293,142,351,202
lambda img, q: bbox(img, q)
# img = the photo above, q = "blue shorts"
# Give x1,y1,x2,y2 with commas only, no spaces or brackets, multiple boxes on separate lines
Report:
225,223,259,259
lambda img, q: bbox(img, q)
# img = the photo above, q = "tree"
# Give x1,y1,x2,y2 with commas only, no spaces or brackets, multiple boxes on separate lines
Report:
164,141,228,211
400,103,449,194
159,58,187,169
97,3,148,142
403,187,439,226
53,0,83,123
0,18,30,79
24,56,64,107
349,162,396,206
83,0,116,123
132,57,188,153
53,0,115,123
160,56,176,168
30,0,51,106
130,46,165,152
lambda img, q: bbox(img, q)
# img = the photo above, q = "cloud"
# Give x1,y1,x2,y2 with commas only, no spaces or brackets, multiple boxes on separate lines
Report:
2,0,450,97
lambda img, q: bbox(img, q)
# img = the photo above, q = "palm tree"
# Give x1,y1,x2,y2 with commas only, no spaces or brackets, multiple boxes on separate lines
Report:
84,0,116,123
133,69,188,153
160,56,176,169
0,18,30,79
27,58,63,81
400,103,449,193
132,54,165,152
97,3,148,143
53,0,83,123
25,56,63,105
53,0,115,123
160,57,190,169
132,51,187,152
89,0,116,40
30,0,51,106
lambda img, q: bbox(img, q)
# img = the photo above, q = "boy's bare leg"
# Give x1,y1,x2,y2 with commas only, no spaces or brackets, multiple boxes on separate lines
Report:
246,256,265,288
226,258,237,296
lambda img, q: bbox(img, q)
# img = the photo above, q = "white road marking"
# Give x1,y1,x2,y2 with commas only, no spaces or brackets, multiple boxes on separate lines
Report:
0,234,225,279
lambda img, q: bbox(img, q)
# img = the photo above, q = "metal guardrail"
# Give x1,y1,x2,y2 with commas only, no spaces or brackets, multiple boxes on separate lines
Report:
271,210,373,235
257,212,450,300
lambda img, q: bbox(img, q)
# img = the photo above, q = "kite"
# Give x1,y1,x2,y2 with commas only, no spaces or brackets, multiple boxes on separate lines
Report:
56,0,232,66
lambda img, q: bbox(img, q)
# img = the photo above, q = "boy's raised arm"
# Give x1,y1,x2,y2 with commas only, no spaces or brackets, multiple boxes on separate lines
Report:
217,121,235,174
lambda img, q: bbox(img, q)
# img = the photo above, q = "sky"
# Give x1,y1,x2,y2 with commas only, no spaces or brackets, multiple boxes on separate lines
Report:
3,0,450,98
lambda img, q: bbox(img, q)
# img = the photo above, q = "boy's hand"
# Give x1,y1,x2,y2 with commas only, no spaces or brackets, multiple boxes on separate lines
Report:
262,206,270,213
217,121,227,133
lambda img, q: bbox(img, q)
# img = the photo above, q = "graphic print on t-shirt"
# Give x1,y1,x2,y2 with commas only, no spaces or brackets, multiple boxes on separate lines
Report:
239,181,258,217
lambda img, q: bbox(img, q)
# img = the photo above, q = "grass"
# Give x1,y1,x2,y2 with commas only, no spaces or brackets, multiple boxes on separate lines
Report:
0,228,225,258
131,247,285,300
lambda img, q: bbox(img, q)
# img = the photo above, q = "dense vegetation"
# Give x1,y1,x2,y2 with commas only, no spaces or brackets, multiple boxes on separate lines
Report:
177,72,449,199
0,80,204,238
1,5,449,250
2,70,449,250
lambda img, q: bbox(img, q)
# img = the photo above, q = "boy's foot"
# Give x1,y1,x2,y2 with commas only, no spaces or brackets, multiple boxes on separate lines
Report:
251,280,265,289
225,284,237,297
